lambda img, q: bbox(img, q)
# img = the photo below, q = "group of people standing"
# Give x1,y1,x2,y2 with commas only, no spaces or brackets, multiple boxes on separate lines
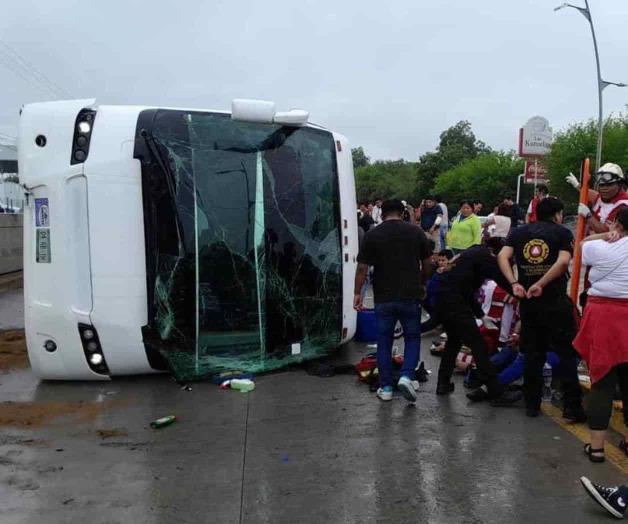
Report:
354,162,628,519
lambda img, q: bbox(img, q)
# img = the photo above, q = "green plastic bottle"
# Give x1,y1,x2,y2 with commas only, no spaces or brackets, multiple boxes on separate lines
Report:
150,415,176,429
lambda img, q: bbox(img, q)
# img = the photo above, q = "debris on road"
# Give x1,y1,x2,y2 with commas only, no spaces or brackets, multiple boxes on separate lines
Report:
220,378,255,392
150,415,177,429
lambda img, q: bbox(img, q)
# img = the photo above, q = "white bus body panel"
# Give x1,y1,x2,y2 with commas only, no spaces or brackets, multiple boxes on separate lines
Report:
333,133,358,343
83,105,154,376
20,101,155,379
20,99,104,379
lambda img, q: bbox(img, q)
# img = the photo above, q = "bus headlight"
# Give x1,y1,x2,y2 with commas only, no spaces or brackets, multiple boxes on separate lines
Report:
77,121,91,134
78,324,109,375
71,108,97,165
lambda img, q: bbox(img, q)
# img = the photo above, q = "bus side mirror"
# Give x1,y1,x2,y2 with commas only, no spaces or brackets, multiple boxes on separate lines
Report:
273,109,309,127
231,99,309,127
231,99,275,123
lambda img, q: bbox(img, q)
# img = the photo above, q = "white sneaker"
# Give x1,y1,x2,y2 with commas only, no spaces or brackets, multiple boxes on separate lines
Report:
397,376,417,403
376,387,393,401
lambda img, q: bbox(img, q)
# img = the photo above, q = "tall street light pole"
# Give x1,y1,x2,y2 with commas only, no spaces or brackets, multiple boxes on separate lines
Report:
555,1,626,171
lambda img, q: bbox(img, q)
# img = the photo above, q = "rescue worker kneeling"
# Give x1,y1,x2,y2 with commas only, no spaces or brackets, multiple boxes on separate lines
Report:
435,237,522,406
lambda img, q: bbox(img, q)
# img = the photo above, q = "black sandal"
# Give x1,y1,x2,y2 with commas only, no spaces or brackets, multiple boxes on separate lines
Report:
584,443,605,463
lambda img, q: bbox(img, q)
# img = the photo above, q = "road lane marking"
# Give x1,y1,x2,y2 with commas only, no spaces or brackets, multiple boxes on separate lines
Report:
541,403,628,474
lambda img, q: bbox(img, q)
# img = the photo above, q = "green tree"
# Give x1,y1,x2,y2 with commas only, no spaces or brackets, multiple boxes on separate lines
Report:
351,146,370,169
433,152,523,211
355,160,419,203
416,120,490,196
546,114,628,209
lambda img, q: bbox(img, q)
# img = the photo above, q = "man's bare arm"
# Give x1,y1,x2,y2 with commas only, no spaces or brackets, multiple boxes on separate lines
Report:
497,246,526,298
353,263,369,311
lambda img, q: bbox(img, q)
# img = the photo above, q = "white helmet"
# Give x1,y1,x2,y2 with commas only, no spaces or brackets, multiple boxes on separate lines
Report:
596,163,625,185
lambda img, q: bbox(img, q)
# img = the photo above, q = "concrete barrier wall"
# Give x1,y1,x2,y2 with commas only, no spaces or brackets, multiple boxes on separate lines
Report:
0,214,23,274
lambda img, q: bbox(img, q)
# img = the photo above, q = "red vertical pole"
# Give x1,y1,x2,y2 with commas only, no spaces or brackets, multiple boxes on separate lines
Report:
570,158,591,304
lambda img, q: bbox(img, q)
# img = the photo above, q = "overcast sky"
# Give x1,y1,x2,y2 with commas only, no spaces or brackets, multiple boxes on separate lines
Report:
1,0,627,160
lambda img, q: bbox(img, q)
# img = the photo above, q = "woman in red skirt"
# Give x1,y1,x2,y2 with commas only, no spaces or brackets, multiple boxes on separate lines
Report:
574,208,628,463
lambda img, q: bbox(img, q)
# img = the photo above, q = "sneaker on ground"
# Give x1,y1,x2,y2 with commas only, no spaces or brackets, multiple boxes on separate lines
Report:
416,362,429,383
489,390,523,407
436,382,455,395
466,387,489,402
430,344,444,357
580,477,627,519
376,386,393,402
397,376,417,403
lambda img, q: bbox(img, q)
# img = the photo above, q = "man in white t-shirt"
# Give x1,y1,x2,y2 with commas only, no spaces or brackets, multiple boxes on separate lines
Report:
372,199,383,224
435,195,449,248
582,218,628,299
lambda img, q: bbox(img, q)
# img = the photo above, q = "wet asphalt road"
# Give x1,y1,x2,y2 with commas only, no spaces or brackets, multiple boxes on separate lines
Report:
0,331,625,524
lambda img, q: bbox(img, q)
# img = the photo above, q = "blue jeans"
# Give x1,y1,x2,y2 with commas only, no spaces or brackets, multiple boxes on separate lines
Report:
440,228,448,250
497,351,560,385
374,300,421,388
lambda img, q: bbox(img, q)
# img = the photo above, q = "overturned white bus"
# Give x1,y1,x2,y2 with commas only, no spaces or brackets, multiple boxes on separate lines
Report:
19,99,358,380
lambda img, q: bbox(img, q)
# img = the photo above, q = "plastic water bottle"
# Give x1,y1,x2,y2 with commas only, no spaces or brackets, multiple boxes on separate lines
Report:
542,362,552,402
230,379,255,393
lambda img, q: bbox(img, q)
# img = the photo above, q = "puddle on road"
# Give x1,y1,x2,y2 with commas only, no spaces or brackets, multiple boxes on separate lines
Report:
0,330,29,371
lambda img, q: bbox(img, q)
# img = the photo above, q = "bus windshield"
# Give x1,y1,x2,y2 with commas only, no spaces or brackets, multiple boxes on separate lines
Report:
137,110,342,380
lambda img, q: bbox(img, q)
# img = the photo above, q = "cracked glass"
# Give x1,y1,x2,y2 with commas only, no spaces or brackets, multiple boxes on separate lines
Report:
141,111,342,380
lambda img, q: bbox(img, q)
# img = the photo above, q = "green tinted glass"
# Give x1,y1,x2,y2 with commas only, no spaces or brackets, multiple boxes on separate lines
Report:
141,111,342,380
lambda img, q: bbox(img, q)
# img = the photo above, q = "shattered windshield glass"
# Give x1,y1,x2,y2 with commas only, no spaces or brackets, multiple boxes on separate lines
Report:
138,110,342,380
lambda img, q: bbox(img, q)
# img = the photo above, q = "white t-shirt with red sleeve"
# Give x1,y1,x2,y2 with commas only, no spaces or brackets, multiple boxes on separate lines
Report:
582,237,628,299
592,191,628,227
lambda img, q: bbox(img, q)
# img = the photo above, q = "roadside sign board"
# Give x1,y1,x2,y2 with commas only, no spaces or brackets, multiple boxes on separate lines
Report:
524,160,547,184
518,116,552,157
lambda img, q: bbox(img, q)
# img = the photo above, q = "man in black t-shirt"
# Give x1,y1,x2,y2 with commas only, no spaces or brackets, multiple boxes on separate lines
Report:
498,197,585,420
354,199,432,403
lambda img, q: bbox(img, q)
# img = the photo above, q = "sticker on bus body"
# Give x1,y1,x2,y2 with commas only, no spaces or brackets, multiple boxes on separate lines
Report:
35,198,50,227
36,229,51,263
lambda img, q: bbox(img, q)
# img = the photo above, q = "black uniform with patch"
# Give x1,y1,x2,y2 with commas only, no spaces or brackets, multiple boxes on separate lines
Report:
506,222,573,303
505,222,583,412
